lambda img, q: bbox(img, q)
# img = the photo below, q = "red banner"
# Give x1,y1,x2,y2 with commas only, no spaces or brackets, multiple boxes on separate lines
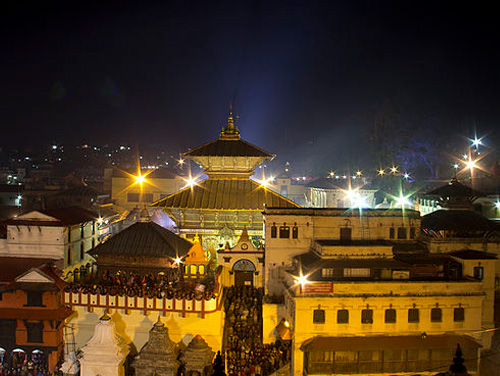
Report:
300,282,334,294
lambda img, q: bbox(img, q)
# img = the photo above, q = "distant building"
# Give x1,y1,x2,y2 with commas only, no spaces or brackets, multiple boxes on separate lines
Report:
305,177,378,208
111,167,184,211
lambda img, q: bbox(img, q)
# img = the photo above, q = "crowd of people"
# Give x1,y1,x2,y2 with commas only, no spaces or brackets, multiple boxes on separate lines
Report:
224,286,291,376
65,269,217,300
0,351,49,376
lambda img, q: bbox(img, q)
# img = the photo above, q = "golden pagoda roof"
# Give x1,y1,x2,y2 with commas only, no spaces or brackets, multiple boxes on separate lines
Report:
183,108,275,158
183,137,275,158
152,178,299,210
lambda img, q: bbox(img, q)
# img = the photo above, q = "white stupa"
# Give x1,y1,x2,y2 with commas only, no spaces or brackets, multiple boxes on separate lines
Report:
79,311,129,376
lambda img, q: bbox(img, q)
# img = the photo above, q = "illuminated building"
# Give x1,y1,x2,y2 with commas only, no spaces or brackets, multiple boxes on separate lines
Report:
110,168,185,211
0,207,98,270
152,108,298,249
305,178,378,208
0,258,72,373
262,207,494,375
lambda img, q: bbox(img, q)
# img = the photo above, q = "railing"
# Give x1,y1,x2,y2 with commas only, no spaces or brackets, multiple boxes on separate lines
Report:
64,288,221,318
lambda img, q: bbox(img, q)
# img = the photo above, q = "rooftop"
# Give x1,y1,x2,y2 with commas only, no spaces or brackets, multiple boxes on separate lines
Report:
264,207,420,218
421,209,499,232
90,220,192,258
152,178,298,210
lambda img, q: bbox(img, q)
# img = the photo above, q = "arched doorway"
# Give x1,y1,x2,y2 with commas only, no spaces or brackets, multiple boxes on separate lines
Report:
232,259,256,287
11,349,26,375
31,350,47,374
0,348,7,374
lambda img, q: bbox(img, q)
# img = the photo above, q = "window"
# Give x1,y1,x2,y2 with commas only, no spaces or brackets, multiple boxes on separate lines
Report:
127,192,140,202
0,292,2,300
292,226,298,239
80,243,85,260
474,266,484,280
67,246,71,265
397,227,407,239
431,308,442,322
26,322,43,343
340,228,352,242
26,291,43,307
270,225,277,238
361,309,373,324
410,227,416,239
322,268,334,278
408,308,419,323
279,226,290,238
313,309,325,324
337,309,349,324
92,238,95,249
92,223,96,235
343,268,370,277
80,225,84,238
389,228,395,239
454,307,465,322
385,309,396,323
143,193,154,203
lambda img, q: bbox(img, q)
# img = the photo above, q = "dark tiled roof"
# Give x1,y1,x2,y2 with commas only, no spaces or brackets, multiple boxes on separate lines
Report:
296,252,409,270
315,239,392,247
183,138,274,158
0,257,58,283
301,335,480,351
0,306,73,320
90,221,192,258
264,207,420,218
426,179,479,197
152,178,299,210
449,250,497,260
421,210,498,231
42,206,98,225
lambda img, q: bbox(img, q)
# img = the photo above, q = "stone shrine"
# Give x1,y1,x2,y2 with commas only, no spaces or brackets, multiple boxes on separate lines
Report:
180,335,214,376
132,317,180,376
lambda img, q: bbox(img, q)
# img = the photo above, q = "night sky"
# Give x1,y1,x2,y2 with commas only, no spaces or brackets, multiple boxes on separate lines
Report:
2,1,500,170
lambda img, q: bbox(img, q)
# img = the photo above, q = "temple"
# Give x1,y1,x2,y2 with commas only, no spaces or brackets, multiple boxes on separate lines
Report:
152,108,299,250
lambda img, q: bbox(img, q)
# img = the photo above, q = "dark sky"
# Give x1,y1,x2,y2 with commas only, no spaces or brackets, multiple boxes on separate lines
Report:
2,1,500,170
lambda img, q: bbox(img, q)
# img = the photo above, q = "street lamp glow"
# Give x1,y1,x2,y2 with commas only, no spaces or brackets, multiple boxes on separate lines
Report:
356,170,362,177
403,173,410,180
135,174,146,184
395,193,411,208
390,166,398,174
184,176,197,187
378,169,385,176
465,159,477,171
295,273,309,287
472,137,482,148
494,201,500,210
453,163,459,170
178,158,185,166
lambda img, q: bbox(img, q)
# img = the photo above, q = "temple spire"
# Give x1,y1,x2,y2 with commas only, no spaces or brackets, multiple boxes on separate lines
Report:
221,103,240,140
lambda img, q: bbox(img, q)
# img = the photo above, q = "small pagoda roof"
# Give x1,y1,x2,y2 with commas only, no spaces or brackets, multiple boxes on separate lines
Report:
183,138,274,158
426,178,480,198
152,178,299,210
90,220,192,258
421,210,499,232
